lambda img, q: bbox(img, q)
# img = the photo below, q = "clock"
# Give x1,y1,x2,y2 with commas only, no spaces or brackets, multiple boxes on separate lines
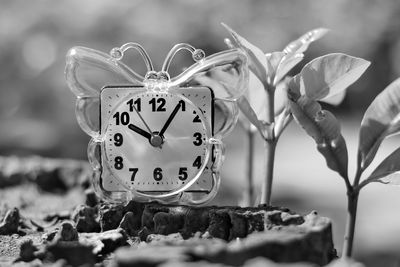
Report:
66,42,248,205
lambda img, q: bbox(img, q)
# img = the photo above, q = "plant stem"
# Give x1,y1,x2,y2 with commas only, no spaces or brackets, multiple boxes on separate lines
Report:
342,189,359,258
246,130,255,206
261,140,276,205
260,84,275,206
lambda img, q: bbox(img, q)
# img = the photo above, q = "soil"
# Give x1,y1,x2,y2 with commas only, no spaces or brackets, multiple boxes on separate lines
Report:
0,156,337,267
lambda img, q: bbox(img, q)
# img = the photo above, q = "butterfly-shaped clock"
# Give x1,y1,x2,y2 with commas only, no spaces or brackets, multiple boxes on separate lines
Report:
65,42,248,205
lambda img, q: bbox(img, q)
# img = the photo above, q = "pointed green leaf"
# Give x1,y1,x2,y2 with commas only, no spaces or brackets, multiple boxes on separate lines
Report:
222,23,267,83
283,28,329,55
358,78,400,170
362,147,400,187
238,96,266,138
291,53,370,101
274,53,304,86
321,90,346,106
289,93,348,179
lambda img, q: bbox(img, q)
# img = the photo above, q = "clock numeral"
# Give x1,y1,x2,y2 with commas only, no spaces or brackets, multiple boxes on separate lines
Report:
153,167,163,181
192,156,202,169
193,132,203,146
113,112,130,125
113,133,123,146
127,98,141,112
149,98,166,112
193,115,201,123
129,168,139,181
180,100,186,112
114,156,124,170
178,167,188,181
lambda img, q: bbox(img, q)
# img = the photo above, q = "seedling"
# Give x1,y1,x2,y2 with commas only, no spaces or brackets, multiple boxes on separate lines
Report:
288,64,400,257
223,25,356,205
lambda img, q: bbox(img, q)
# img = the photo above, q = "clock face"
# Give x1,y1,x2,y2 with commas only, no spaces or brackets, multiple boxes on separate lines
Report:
100,86,213,195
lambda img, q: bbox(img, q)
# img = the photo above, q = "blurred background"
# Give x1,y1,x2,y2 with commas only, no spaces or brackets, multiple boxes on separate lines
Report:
1,0,400,265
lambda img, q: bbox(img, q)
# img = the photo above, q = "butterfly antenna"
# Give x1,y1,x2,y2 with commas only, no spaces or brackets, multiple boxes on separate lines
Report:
110,43,154,73
161,43,205,74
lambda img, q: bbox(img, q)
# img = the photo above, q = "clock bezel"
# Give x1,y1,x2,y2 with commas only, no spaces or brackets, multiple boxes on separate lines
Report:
98,85,216,201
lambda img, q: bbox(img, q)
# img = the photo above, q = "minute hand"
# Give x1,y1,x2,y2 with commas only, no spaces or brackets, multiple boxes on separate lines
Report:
159,101,183,137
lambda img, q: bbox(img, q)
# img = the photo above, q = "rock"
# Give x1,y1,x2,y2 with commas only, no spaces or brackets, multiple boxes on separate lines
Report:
119,212,137,236
141,204,170,230
72,205,100,233
17,239,38,262
0,207,20,235
109,206,336,267
100,204,124,231
0,156,90,191
146,233,184,243
154,212,184,235
80,228,128,255
138,226,151,241
53,222,78,242
84,188,98,207
182,207,209,238
43,210,71,222
207,209,231,240
46,241,95,267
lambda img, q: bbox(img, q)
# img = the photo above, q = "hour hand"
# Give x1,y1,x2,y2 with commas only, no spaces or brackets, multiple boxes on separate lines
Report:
159,100,184,137
128,124,152,140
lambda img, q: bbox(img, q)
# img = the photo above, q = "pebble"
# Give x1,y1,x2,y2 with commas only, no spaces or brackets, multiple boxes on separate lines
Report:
0,207,20,235
53,222,79,242
72,205,100,233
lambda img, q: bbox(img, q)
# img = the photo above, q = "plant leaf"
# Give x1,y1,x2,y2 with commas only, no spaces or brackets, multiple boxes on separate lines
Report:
362,147,400,187
222,23,267,83
289,93,348,179
264,52,285,86
358,78,400,170
290,53,370,101
321,90,346,106
283,28,329,55
274,53,304,86
238,97,266,138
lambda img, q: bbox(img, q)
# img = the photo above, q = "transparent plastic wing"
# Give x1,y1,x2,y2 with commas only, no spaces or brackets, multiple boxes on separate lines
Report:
65,46,145,136
171,49,248,101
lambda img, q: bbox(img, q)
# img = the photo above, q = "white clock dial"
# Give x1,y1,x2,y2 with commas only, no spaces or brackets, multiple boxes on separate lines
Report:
101,87,212,194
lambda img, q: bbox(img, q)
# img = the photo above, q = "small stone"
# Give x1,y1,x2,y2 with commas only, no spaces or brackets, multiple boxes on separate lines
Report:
146,233,184,243
43,210,71,222
182,208,209,238
207,210,230,240
35,168,68,193
100,204,124,231
119,212,137,236
123,201,145,227
46,241,95,267
72,205,100,233
85,188,98,207
0,207,20,235
154,212,183,235
18,239,38,262
280,212,304,225
53,222,79,242
80,228,128,255
141,204,170,230
228,212,248,240
138,226,151,241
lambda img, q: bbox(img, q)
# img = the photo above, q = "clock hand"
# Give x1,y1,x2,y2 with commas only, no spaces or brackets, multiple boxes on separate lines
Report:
159,100,184,137
128,124,152,140
130,99,155,137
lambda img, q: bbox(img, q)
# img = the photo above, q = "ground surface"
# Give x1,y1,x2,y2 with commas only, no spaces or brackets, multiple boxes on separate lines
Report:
0,156,340,267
